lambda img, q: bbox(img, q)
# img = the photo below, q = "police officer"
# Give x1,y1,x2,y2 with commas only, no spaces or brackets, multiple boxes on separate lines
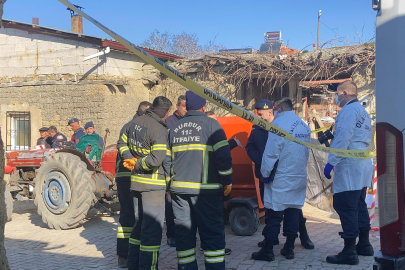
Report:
115,101,151,268
246,99,314,250
168,91,232,270
117,97,172,270
37,127,51,148
251,97,311,262
324,81,373,265
165,95,187,248
68,118,85,144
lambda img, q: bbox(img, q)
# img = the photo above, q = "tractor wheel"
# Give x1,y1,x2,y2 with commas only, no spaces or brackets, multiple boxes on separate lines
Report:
5,186,13,222
229,206,259,236
34,152,96,229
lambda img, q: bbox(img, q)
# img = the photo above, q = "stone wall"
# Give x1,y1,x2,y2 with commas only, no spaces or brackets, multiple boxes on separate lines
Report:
0,26,150,147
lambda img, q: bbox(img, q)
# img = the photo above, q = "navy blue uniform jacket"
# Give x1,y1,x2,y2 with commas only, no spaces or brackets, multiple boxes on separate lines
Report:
245,125,269,179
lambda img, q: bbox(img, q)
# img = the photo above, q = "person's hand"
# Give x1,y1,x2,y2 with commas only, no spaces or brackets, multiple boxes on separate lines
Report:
123,158,138,171
262,177,269,183
233,137,243,148
224,185,232,196
324,163,334,179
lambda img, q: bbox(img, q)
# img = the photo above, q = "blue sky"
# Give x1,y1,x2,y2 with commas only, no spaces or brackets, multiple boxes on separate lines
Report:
3,0,376,51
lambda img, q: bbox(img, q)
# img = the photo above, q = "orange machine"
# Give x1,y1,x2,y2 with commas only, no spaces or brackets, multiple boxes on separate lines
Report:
217,116,265,236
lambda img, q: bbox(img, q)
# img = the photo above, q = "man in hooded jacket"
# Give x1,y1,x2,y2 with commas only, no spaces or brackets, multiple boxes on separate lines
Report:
324,81,373,265
251,97,311,262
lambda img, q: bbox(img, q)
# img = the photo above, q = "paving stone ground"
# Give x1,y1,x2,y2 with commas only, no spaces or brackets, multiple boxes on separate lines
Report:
4,200,380,270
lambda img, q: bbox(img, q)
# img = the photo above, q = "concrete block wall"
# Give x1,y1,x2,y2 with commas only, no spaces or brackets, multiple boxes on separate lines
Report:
0,82,148,147
0,27,146,79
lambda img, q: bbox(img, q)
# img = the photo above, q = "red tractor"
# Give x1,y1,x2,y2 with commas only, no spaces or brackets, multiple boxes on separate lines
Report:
5,143,119,230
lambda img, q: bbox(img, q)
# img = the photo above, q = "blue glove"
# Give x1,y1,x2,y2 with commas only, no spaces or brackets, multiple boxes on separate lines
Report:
262,177,269,183
324,163,334,179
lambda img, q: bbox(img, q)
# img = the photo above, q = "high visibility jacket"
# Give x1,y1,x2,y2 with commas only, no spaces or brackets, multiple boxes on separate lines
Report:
167,110,233,195
116,110,169,191
115,110,144,181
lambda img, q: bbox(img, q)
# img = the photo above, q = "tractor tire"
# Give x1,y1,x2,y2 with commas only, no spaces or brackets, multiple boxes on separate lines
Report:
229,206,259,236
5,186,13,222
34,152,96,230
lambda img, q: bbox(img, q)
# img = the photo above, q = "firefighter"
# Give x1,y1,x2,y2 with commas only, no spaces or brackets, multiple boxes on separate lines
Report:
165,95,187,248
205,111,243,152
68,118,85,144
251,97,311,262
324,81,373,265
115,101,151,268
246,99,314,250
167,91,232,270
117,97,172,270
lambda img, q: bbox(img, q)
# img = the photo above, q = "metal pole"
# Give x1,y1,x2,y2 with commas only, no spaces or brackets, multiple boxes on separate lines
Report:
317,10,322,50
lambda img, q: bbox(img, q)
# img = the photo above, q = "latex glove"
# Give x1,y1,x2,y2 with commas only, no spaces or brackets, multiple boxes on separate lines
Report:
224,184,232,196
123,158,138,171
324,163,334,179
233,137,243,148
262,177,269,184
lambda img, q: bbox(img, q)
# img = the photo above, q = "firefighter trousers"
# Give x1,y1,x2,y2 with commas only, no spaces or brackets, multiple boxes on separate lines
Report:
172,193,225,270
116,179,135,259
127,189,165,270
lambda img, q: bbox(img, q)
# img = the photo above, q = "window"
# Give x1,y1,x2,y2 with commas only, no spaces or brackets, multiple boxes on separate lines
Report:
6,112,31,151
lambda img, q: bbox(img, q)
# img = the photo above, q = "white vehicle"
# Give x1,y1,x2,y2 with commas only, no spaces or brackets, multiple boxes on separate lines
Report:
373,0,405,269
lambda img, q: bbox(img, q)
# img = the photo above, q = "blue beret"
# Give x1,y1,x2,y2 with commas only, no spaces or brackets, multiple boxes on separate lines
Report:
67,118,79,125
186,91,206,111
255,99,273,110
84,121,94,129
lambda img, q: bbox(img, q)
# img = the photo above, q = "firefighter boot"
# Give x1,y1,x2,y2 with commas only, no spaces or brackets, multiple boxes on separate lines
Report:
326,238,359,265
280,236,296,259
117,256,127,268
356,229,374,256
251,239,275,261
299,220,314,249
258,238,279,247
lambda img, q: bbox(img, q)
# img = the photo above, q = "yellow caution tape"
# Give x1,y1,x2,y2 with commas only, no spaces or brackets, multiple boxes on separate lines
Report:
58,0,375,160
311,125,333,134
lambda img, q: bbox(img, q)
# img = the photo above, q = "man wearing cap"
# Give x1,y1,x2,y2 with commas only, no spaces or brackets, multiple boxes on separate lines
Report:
68,118,85,144
115,101,151,268
117,97,172,270
84,121,104,148
247,99,314,252
37,127,51,148
167,91,233,270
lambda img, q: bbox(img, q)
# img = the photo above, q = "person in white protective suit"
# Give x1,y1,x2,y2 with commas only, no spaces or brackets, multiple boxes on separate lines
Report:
323,80,374,265
251,97,311,262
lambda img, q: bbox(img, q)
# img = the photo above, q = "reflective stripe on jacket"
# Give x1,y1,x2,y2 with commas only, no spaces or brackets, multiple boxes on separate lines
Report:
116,110,168,191
167,111,232,195
115,111,144,182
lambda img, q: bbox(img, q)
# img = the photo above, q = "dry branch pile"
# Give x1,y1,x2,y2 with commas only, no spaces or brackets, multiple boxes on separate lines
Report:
171,44,375,94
